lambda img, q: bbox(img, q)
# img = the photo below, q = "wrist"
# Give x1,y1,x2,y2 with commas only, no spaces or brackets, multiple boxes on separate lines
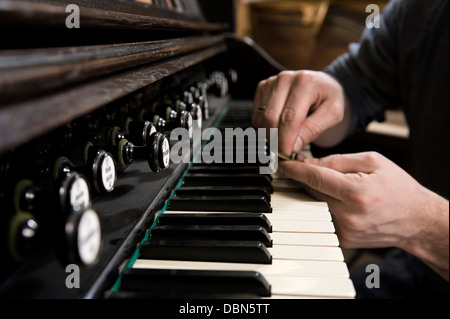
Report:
399,188,449,281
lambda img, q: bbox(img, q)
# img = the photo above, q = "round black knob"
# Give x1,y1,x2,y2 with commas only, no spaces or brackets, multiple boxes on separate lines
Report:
65,207,102,266
148,132,171,173
89,149,117,194
59,172,91,214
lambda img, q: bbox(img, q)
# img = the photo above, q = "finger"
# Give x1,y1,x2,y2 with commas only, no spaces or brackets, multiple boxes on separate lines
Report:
277,77,320,154
261,71,296,131
252,77,276,127
278,160,354,200
304,152,380,174
252,79,266,127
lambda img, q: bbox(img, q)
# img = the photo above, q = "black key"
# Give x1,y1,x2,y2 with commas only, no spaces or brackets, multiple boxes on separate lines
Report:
182,174,273,193
174,186,271,201
167,194,272,213
140,240,272,264
108,290,260,299
119,268,271,297
187,165,267,175
192,161,269,168
150,225,273,247
158,213,272,232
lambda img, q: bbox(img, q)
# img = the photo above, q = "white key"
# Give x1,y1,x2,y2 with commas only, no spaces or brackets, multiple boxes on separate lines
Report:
271,220,335,233
271,232,339,247
268,245,344,262
132,259,350,278
271,199,329,211
264,276,355,298
268,210,332,221
271,179,305,190
271,191,318,202
131,259,355,298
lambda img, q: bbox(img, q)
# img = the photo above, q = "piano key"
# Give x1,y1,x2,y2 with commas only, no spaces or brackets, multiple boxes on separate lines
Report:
174,186,271,200
150,225,273,247
270,232,339,247
187,165,263,174
133,259,350,278
192,161,267,168
157,212,272,232
268,245,344,262
119,268,271,297
167,194,272,213
108,290,260,299
182,174,273,193
269,209,331,221
131,259,355,298
271,179,305,192
263,276,355,298
270,191,321,202
270,220,335,233
139,240,272,264
164,209,331,222
162,210,334,233
270,199,328,211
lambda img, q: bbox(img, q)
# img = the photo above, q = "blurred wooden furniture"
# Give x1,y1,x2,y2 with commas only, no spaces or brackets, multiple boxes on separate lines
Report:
237,0,388,70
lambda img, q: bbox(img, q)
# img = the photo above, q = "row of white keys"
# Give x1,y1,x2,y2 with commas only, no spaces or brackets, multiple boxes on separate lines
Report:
132,259,355,298
134,182,355,298
267,176,355,297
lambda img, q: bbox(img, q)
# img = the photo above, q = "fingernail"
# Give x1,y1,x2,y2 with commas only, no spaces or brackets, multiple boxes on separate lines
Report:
295,152,306,162
293,136,303,153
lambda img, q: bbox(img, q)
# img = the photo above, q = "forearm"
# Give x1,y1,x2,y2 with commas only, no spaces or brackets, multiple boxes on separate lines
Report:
400,189,449,281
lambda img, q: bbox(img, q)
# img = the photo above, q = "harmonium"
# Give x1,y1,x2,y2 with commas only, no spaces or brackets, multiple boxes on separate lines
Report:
0,0,355,300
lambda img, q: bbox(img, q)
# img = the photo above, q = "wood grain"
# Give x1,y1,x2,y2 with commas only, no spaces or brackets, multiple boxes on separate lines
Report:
0,0,226,31
0,35,225,103
0,44,227,154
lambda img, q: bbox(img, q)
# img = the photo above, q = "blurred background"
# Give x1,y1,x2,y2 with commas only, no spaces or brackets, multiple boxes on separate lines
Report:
235,0,388,71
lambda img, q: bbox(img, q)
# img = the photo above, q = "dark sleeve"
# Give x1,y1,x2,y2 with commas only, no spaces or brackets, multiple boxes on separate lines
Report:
324,0,405,134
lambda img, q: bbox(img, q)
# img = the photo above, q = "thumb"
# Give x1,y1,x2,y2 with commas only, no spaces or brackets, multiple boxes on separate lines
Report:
304,152,380,174
278,159,350,199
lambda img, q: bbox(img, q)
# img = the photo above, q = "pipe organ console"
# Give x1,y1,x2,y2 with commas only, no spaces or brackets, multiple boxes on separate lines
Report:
0,0,355,299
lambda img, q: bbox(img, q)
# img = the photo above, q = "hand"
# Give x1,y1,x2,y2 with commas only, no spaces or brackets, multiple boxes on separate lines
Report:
252,70,349,154
278,152,444,247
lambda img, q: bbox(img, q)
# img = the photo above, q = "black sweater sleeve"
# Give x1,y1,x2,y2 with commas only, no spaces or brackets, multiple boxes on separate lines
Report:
324,0,405,133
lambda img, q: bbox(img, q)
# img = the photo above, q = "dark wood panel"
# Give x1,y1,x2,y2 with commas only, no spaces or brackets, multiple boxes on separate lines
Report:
0,44,227,155
0,0,227,31
31,0,201,22
0,35,225,103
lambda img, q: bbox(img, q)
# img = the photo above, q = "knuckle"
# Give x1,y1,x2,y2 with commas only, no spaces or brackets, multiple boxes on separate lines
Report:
347,191,374,212
325,154,344,168
365,151,382,164
280,108,297,125
294,70,313,85
256,79,268,91
262,109,279,127
277,70,295,83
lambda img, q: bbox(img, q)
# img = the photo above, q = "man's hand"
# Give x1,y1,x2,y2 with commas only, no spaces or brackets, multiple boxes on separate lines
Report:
252,70,350,154
278,152,449,281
